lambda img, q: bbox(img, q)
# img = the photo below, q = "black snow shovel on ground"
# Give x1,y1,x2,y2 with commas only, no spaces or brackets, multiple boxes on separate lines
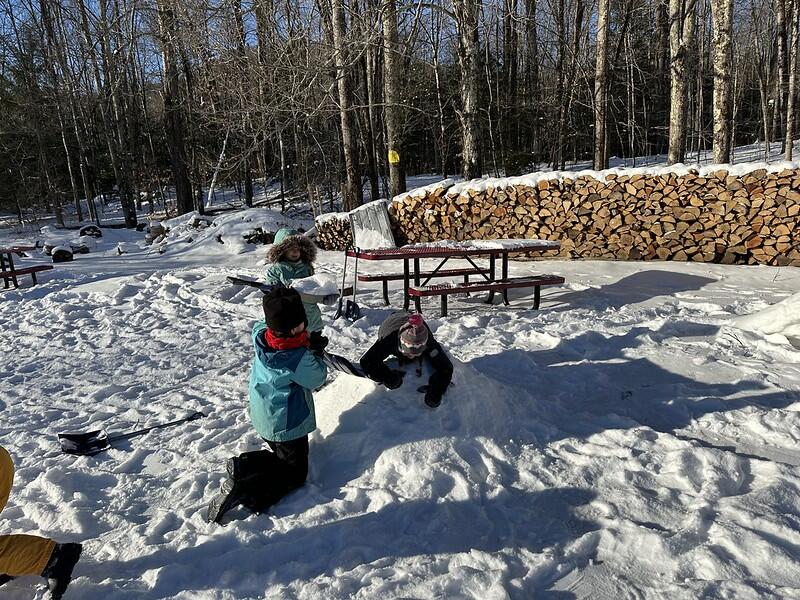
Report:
58,411,207,456
341,250,363,321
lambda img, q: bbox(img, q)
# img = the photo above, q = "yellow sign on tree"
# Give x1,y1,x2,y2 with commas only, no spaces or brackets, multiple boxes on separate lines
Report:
388,150,400,165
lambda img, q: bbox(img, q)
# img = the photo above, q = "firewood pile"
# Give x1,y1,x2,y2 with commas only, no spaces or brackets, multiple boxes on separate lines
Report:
315,213,353,250
388,168,800,266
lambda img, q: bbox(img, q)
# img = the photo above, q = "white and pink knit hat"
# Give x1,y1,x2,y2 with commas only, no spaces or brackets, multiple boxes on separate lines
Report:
398,313,428,358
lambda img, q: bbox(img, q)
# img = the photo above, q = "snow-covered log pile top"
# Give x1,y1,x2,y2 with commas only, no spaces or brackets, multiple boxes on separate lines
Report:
388,164,800,266
314,212,353,250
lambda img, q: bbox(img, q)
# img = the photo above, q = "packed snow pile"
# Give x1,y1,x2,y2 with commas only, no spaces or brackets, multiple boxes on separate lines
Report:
160,209,310,256
729,291,800,348
1,218,800,599
290,273,339,297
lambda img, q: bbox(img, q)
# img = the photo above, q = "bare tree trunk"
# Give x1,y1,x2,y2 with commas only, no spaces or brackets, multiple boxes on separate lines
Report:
156,0,193,215
668,0,697,164
382,0,406,197
551,0,566,167
208,129,230,206
331,0,362,209
366,48,384,199
777,0,789,147
786,0,799,159
76,0,135,225
594,0,610,169
97,0,136,227
711,0,734,163
453,0,482,179
555,0,584,170
524,0,538,152
503,0,519,157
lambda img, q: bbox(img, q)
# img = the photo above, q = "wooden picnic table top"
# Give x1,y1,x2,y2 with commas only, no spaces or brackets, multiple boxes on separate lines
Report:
347,239,561,260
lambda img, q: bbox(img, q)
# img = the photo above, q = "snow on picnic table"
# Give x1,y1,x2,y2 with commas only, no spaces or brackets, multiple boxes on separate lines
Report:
1,210,800,599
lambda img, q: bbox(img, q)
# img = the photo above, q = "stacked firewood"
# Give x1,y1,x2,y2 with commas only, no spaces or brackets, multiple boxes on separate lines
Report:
315,214,353,250
388,168,800,266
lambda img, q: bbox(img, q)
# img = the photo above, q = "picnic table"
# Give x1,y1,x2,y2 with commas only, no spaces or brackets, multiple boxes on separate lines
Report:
347,239,564,316
1,245,52,289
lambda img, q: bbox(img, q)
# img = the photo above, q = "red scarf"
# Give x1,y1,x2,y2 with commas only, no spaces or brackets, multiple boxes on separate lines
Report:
265,328,310,351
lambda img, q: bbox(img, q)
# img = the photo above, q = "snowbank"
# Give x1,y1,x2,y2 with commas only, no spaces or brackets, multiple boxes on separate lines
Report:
729,291,800,345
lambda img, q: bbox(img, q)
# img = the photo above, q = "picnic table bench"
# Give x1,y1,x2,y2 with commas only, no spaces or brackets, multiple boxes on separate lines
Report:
408,274,565,317
347,239,564,316
1,246,53,289
358,267,491,306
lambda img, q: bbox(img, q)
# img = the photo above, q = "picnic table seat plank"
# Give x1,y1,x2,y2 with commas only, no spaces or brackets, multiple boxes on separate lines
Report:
1,265,54,289
408,274,565,316
358,267,492,305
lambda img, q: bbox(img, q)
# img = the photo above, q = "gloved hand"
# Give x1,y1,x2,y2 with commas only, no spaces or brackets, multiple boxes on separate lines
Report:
322,293,340,306
424,388,442,408
308,333,329,353
383,369,404,390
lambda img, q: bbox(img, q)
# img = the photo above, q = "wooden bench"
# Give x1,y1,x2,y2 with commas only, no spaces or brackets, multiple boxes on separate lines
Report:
2,265,54,289
408,275,565,316
358,267,491,305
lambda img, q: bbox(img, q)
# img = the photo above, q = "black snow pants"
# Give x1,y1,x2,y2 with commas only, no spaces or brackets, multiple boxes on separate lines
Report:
233,436,309,513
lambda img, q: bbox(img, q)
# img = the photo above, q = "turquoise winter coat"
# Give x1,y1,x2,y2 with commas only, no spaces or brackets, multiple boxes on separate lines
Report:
266,228,323,333
248,321,328,442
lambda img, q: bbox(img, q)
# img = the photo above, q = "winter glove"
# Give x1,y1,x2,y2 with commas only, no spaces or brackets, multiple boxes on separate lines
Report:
322,293,340,306
383,369,404,390
308,333,329,353
424,388,442,408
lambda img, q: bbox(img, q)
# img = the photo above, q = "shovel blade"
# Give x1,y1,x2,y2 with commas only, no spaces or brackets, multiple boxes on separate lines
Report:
344,300,363,322
58,429,112,456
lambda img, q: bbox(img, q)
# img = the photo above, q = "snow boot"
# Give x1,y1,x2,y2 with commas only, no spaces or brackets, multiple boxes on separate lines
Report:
207,479,245,524
41,542,82,599
226,456,243,481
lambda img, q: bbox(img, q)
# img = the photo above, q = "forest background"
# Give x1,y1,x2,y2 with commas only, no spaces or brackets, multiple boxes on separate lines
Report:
0,0,796,226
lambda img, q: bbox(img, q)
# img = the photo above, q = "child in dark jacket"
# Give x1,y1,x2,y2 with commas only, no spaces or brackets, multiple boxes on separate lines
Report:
360,312,453,408
206,287,328,524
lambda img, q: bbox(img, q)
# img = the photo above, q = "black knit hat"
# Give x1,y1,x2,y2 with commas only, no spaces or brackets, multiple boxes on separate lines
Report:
262,287,307,335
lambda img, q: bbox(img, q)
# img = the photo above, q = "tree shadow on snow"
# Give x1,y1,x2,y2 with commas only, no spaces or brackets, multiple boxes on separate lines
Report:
90,486,597,599
548,269,718,311
412,269,717,315
466,322,796,441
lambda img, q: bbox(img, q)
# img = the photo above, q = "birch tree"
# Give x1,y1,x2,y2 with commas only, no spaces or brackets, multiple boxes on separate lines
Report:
711,0,734,163
594,0,610,169
668,0,698,164
786,0,799,159
452,0,482,179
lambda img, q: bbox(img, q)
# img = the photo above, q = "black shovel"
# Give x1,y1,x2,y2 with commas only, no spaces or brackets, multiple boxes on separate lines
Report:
321,350,366,378
58,411,207,456
344,250,363,321
227,276,277,294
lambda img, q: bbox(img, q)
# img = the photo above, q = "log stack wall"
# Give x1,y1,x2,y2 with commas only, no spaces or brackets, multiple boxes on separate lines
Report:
315,213,353,251
386,168,800,266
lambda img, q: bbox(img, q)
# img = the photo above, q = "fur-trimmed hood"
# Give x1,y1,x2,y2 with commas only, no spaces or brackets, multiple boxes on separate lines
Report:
267,228,318,264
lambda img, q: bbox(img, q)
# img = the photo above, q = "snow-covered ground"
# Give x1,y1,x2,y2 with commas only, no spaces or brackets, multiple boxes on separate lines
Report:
1,200,799,599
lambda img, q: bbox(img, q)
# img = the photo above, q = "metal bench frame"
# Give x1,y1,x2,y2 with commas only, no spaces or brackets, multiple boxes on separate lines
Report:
358,267,491,305
408,274,565,317
1,265,54,289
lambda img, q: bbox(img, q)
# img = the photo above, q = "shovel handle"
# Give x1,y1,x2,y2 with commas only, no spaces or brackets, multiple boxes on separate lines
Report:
107,411,206,443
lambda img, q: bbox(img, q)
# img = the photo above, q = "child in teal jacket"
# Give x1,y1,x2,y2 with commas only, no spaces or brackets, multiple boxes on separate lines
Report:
266,228,326,339
207,287,328,524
